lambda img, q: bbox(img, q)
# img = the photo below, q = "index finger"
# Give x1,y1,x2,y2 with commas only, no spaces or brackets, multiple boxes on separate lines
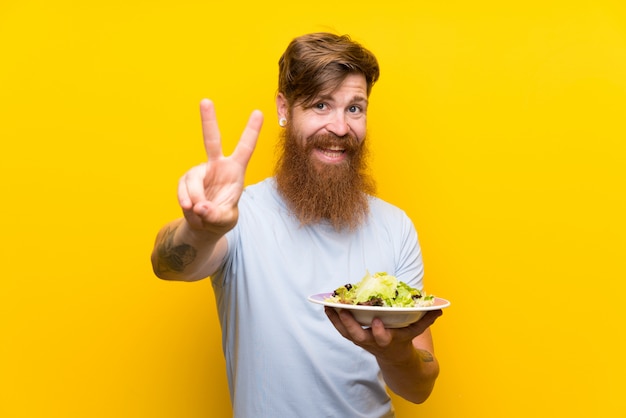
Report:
199,99,223,161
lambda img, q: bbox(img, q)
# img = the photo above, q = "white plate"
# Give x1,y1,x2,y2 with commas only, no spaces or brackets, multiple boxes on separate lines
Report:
308,293,451,328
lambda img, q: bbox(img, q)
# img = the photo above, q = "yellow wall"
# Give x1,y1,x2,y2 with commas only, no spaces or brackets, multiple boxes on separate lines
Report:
2,1,625,417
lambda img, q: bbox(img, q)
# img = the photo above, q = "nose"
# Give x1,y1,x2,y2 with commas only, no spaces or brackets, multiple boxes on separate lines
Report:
326,111,350,137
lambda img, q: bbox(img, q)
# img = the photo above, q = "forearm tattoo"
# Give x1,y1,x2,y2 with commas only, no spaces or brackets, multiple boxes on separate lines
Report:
417,349,434,363
155,225,197,273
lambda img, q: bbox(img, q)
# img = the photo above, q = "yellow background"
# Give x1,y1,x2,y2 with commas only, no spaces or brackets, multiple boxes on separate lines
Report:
2,1,625,417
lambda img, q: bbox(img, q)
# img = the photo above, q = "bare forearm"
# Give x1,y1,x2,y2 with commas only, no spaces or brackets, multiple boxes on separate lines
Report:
151,218,225,281
378,346,440,404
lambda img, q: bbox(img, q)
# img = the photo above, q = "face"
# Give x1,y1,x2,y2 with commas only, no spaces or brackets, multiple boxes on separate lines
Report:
277,73,369,169
274,72,376,231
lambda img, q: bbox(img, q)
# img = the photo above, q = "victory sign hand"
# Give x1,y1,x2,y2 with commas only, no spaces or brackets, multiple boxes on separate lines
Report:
178,99,263,237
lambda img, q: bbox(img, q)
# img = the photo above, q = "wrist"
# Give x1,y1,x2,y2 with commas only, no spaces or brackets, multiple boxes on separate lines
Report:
377,344,419,367
180,218,224,244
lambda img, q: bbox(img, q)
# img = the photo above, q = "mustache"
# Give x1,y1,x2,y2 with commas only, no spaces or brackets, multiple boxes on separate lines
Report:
306,133,361,152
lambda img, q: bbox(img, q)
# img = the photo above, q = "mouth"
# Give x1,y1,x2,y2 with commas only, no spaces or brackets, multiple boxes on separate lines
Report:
306,134,357,165
318,145,346,158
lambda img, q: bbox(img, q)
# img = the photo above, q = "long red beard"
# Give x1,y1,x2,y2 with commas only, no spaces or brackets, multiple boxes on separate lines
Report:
274,125,376,231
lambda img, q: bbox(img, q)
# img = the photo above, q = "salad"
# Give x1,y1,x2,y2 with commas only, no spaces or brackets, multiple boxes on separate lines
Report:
325,271,435,308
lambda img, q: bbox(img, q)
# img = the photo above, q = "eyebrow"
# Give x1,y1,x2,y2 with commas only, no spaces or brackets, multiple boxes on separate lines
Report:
316,93,369,105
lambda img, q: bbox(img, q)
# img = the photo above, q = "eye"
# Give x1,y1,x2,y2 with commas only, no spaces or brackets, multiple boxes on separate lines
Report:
314,102,327,110
348,105,363,114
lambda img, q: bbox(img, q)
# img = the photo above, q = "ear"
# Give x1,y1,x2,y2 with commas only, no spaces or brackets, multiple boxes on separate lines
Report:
276,93,289,120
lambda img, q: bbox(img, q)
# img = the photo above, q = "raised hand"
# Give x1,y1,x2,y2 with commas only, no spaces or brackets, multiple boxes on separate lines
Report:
178,99,264,237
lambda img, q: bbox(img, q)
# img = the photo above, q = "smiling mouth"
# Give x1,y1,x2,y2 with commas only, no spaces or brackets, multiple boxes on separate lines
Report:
319,146,346,158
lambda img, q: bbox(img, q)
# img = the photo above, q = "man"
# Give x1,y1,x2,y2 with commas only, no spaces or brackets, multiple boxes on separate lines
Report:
152,32,442,417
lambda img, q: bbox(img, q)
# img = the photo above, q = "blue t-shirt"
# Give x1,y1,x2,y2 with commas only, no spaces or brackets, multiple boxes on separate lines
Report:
211,178,424,418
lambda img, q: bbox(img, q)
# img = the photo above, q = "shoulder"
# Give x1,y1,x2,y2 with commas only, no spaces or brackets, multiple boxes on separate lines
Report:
237,178,283,212
241,178,280,203
241,177,273,197
362,196,420,250
235,177,289,225
367,195,414,227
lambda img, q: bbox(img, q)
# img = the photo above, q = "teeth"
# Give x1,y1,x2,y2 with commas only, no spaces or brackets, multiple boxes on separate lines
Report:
321,148,344,157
